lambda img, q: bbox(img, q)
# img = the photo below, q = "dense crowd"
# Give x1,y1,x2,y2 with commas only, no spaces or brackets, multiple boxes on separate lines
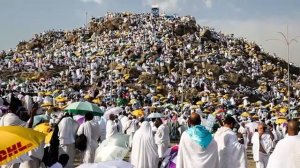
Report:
0,12,300,168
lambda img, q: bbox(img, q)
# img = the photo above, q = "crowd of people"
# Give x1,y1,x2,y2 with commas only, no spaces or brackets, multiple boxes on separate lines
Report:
0,12,300,168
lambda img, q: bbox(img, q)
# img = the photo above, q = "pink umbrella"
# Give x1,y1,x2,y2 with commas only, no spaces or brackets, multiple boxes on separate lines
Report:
74,115,85,125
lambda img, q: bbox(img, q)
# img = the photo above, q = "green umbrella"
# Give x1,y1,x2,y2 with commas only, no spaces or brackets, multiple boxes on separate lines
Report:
163,103,175,109
64,101,104,116
116,98,127,106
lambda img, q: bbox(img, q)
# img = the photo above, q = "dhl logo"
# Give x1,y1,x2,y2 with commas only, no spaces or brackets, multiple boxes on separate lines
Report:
0,142,33,162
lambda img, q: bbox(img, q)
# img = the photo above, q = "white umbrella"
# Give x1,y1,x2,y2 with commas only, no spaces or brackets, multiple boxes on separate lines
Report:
147,112,165,119
94,133,129,162
104,107,123,120
77,160,133,168
25,62,33,66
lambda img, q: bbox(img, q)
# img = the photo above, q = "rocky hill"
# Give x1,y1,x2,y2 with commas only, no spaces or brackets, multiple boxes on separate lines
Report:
1,12,299,103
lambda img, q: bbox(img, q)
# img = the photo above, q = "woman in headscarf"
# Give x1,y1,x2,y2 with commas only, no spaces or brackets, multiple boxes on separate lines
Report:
130,121,159,168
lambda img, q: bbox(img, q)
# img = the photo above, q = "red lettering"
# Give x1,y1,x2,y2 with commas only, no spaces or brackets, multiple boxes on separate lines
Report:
6,144,18,157
26,143,33,148
17,142,27,152
0,150,7,162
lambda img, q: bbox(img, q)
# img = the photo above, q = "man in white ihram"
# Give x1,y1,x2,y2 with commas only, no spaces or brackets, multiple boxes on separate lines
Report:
77,112,101,163
267,119,300,168
106,114,120,139
251,123,274,168
214,116,247,168
124,115,137,148
58,112,79,168
154,118,170,160
177,113,219,168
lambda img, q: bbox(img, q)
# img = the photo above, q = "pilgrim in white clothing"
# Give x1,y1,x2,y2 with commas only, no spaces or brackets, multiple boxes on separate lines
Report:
267,120,300,168
124,117,138,148
154,119,170,158
77,112,101,163
130,121,159,168
251,128,274,168
58,115,79,168
267,135,300,168
214,126,247,168
177,113,219,168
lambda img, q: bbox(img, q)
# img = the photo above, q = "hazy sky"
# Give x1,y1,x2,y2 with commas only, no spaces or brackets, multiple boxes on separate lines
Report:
1,0,299,64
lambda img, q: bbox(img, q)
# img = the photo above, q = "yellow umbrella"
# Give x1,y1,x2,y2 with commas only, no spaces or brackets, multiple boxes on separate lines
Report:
56,97,67,103
34,123,53,144
241,112,250,117
196,101,204,105
132,109,144,117
41,102,53,107
0,126,45,165
44,91,52,96
84,95,91,99
280,107,288,113
276,117,287,124
52,90,60,94
203,109,211,113
92,98,101,104
156,86,163,90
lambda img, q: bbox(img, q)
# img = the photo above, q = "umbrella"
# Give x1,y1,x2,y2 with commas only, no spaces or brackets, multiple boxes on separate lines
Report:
74,115,85,125
116,98,127,106
34,123,53,144
94,133,129,162
131,109,144,117
279,107,288,113
0,126,45,165
196,101,204,105
241,112,250,117
276,117,287,124
77,160,133,168
104,107,123,120
33,114,51,127
147,112,165,119
64,101,104,116
162,103,175,109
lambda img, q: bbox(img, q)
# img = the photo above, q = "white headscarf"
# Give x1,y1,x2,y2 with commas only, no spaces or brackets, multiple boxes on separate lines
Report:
131,121,159,168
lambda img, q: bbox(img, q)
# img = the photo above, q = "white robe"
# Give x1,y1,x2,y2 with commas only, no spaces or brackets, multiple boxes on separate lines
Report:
58,117,79,168
97,117,106,142
77,120,101,163
214,127,247,168
177,131,219,168
130,122,159,168
154,124,170,158
252,132,273,168
106,120,119,139
267,135,300,168
0,113,27,127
